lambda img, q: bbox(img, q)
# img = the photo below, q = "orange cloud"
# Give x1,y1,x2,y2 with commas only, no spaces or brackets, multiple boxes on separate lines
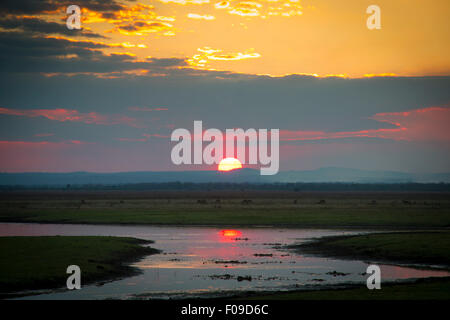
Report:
44,36,148,49
188,47,261,68
214,1,230,9
82,4,156,24
159,0,210,4
363,73,398,78
112,21,174,36
213,0,303,19
229,2,262,17
187,13,216,20
79,4,177,37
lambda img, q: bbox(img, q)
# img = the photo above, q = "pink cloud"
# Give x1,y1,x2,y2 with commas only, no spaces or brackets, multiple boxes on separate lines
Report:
143,133,169,138
117,133,169,142
117,138,147,142
0,139,172,172
370,106,450,142
280,128,406,141
128,106,168,112
0,107,142,128
0,140,93,146
280,106,450,142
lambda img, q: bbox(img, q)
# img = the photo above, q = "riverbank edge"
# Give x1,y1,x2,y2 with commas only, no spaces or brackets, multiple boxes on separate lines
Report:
0,236,161,298
1,219,450,231
235,276,450,300
287,231,450,270
239,231,450,300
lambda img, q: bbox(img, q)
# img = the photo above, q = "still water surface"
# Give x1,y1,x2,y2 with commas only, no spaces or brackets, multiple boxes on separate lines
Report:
1,223,448,300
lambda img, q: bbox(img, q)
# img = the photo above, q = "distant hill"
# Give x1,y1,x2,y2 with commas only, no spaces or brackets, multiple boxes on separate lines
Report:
0,167,449,186
0,169,262,186
267,167,431,183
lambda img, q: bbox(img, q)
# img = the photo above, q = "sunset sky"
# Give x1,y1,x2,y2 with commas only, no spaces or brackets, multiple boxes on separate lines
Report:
0,0,449,173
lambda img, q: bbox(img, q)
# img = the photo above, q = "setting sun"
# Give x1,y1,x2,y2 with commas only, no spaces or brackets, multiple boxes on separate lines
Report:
219,229,242,242
220,230,242,237
218,157,243,172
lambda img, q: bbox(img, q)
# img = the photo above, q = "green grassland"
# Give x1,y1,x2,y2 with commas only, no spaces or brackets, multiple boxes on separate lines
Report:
0,193,449,228
0,236,159,295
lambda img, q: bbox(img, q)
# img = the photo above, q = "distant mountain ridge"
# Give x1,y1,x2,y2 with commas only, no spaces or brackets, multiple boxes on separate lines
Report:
0,167,449,186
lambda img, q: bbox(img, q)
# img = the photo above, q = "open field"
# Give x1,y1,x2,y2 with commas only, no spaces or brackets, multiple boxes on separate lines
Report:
0,236,159,295
0,191,449,228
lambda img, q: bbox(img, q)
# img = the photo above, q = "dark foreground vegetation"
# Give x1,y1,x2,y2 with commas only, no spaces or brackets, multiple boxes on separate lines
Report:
246,277,450,300
0,236,159,296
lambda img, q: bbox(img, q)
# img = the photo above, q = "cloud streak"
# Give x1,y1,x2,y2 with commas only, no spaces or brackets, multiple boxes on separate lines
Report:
187,47,261,68
0,107,142,127
128,107,169,112
0,32,186,75
0,0,127,14
0,16,106,38
280,106,450,143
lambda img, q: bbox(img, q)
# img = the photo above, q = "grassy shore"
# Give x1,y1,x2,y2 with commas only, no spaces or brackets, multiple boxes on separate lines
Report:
0,193,449,228
0,236,159,295
246,277,450,300
290,232,450,267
